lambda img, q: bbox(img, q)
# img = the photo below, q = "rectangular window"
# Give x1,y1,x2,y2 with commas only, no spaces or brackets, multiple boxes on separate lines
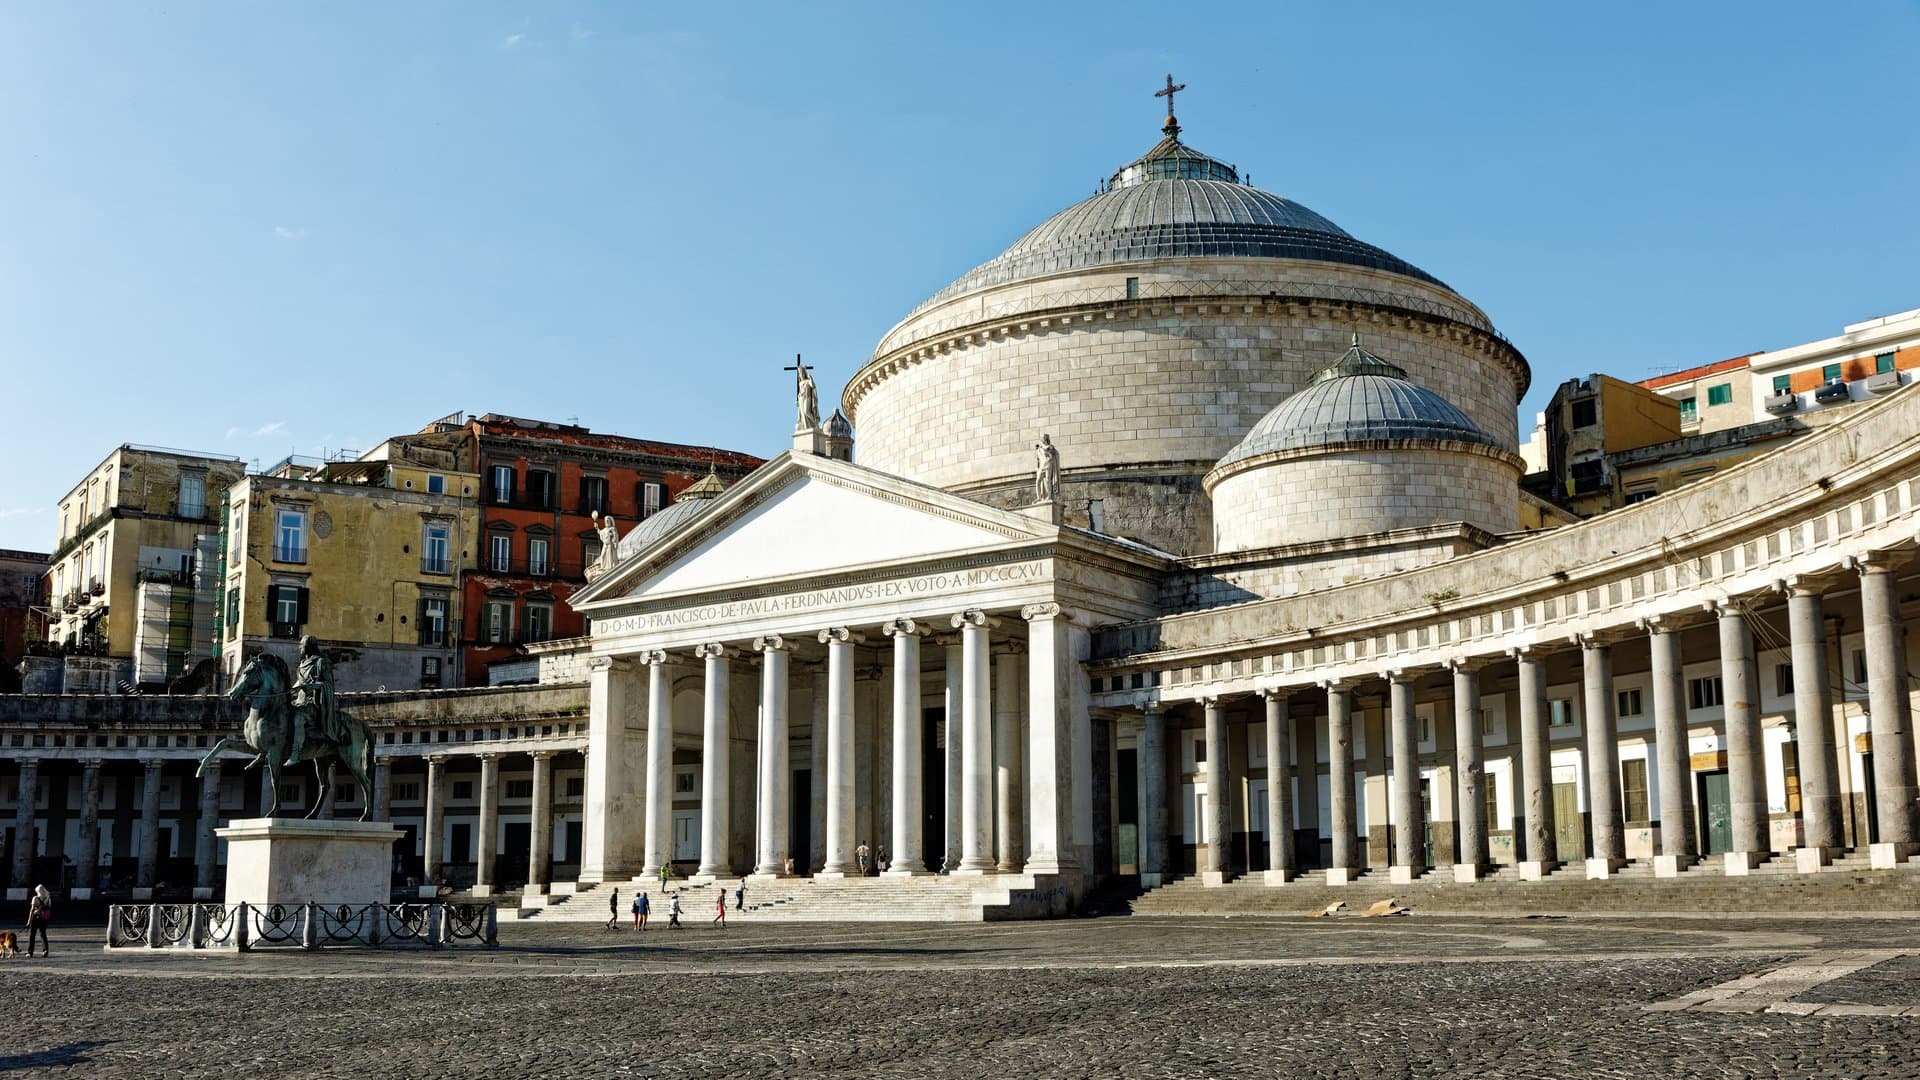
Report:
1548,698,1574,727
178,472,206,519
421,656,442,689
1706,383,1733,406
641,481,666,518
506,779,533,799
271,584,307,631
579,475,608,514
1853,649,1868,685
1416,713,1431,743
1776,663,1794,697
419,596,447,646
393,781,421,802
528,538,550,577
1193,738,1206,764
487,601,512,644
1678,397,1698,422
566,777,585,798
1823,363,1843,382
489,534,511,572
1124,275,1139,300
582,537,603,570
1687,675,1724,710
1877,352,1896,374
1483,772,1499,831
1480,707,1495,736
1782,740,1802,813
491,465,515,504
427,474,445,495
274,508,307,563
1616,688,1643,718
1624,489,1658,505
422,523,451,574
453,780,473,801
1570,398,1597,429
1621,759,1649,822
1772,374,1792,394
225,589,239,639
525,605,551,643
527,470,554,509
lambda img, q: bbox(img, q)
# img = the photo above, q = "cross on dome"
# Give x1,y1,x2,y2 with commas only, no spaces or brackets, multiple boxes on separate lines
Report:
1155,74,1186,138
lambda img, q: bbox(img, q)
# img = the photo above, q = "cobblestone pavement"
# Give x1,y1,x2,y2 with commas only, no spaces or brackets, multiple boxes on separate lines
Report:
7,916,1920,1077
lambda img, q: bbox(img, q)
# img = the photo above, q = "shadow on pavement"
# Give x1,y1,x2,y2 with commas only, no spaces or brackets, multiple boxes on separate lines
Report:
0,1040,113,1070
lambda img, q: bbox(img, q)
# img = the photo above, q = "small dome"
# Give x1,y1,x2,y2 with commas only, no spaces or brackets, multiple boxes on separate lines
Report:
615,473,727,559
825,409,853,439
1214,336,1502,472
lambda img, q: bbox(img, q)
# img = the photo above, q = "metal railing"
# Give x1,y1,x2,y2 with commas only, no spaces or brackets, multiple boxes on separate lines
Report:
106,901,497,950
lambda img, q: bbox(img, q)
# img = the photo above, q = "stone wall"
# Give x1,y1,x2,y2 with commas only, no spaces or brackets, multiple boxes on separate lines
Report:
1210,445,1521,551
1162,528,1490,613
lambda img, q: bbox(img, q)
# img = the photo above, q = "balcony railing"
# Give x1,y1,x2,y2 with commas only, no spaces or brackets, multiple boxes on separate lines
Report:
420,557,452,576
418,627,454,648
473,557,585,581
273,546,307,564
269,622,302,640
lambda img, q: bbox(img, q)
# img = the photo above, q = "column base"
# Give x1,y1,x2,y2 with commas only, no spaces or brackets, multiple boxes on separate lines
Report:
1516,860,1558,881
1388,864,1427,885
1584,857,1627,879
1794,846,1838,874
951,867,990,877
1139,872,1166,888
813,870,852,880
688,872,725,886
1653,854,1696,878
549,881,576,896
518,891,550,908
522,883,550,897
471,884,495,898
1724,851,1769,876
1261,869,1294,886
1869,841,1919,869
1019,858,1077,877
1451,863,1488,884
1199,871,1229,887
1325,866,1356,886
132,887,155,901
882,866,932,877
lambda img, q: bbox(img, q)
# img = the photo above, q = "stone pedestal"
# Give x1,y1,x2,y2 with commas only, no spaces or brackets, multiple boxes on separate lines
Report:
1019,501,1064,526
1261,869,1292,886
1584,857,1626,880
1452,863,1487,884
1795,846,1836,874
1724,851,1768,876
1653,854,1695,878
1388,865,1424,885
1199,871,1228,888
1516,860,1556,881
1869,841,1918,869
1325,866,1356,886
216,819,401,907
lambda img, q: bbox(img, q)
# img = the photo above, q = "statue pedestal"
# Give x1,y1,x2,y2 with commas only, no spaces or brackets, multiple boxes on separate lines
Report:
1019,500,1063,525
217,818,400,907
793,426,826,456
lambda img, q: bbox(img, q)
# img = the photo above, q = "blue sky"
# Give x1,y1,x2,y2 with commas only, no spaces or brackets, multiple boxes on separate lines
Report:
4,2,1917,552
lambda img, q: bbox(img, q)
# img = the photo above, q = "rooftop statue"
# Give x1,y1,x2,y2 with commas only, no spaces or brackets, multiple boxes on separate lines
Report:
1035,434,1061,503
795,358,821,433
198,636,375,819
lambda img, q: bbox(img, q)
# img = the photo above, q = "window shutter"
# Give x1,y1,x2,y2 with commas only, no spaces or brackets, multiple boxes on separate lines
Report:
635,481,647,517
267,585,282,622
417,597,430,644
294,587,310,625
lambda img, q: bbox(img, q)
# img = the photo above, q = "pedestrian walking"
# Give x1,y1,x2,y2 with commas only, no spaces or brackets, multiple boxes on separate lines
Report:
659,863,671,893
856,840,871,875
606,887,620,930
668,892,682,929
635,891,651,931
713,891,727,929
877,845,891,874
734,881,746,911
24,884,51,958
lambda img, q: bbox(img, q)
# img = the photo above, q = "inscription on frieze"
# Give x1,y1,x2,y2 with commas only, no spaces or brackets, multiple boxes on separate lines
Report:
595,561,1049,635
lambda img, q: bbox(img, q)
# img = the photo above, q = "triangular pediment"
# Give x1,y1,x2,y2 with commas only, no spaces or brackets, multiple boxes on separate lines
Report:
574,453,1054,608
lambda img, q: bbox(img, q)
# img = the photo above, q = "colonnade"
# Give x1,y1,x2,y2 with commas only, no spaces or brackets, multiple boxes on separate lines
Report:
1134,563,1918,883
617,603,1074,882
410,749,563,895
6,757,224,895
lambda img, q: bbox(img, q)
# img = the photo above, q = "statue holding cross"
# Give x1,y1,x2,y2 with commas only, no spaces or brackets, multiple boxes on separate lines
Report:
786,354,820,434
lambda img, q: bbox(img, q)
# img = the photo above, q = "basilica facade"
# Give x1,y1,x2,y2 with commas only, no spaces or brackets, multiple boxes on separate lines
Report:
563,108,1920,915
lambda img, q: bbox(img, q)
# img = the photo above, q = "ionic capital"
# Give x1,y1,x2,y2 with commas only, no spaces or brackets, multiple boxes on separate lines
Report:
818,626,866,646
1019,602,1063,623
639,649,671,666
882,618,929,639
1131,690,1162,715
530,750,557,761
952,609,1002,630
1255,684,1290,702
753,634,790,653
1849,550,1902,576
1447,657,1489,674
692,642,733,661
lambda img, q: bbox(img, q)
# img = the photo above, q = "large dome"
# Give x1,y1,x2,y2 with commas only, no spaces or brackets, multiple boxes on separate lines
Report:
912,136,1447,315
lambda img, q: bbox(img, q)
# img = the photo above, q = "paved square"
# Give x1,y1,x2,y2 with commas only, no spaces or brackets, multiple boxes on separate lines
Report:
10,915,1920,1076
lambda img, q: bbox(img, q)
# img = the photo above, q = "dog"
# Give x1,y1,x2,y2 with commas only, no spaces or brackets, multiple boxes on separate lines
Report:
0,930,17,958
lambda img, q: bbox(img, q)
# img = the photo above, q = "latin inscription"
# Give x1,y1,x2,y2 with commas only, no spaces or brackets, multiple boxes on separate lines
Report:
595,561,1049,635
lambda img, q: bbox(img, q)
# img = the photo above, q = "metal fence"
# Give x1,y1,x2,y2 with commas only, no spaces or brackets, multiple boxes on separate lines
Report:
106,901,497,951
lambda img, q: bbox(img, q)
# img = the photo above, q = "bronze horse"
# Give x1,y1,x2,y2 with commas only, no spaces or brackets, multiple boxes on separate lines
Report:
197,653,376,820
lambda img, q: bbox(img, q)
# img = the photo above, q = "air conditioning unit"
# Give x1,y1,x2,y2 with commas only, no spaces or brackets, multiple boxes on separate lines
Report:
1763,391,1799,414
1814,380,1851,404
1866,370,1903,394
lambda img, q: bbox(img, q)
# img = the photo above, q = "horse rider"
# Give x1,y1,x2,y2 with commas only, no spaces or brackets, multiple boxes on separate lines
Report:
284,635,346,766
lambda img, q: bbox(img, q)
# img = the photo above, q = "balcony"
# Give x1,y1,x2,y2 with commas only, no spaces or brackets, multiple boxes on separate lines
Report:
269,622,302,640
1867,370,1903,394
1763,391,1799,415
1814,380,1851,404
88,578,105,596
418,627,453,648
473,557,584,581
273,546,308,565
420,557,452,576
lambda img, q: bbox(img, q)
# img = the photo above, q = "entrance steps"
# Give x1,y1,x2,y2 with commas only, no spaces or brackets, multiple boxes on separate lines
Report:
1128,850,1920,918
505,872,1069,923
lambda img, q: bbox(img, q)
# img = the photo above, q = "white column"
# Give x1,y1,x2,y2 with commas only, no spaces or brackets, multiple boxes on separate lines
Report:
752,635,792,878
194,760,222,897
1646,617,1697,877
474,753,500,896
1785,582,1842,867
943,640,964,872
885,619,929,875
1388,673,1425,883
529,751,554,891
1139,704,1167,886
1022,603,1077,876
136,759,161,891
993,645,1024,874
423,754,447,887
1718,602,1768,873
640,651,674,878
1582,637,1626,876
1202,697,1231,880
73,759,102,898
1514,650,1557,878
817,627,862,877
580,655,643,884
1451,661,1488,881
693,642,733,880
952,609,998,874
1261,689,1294,885
372,756,392,822
1325,681,1356,885
1860,554,1919,865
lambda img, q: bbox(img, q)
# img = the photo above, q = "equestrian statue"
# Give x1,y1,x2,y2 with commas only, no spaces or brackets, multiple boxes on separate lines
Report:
197,635,377,820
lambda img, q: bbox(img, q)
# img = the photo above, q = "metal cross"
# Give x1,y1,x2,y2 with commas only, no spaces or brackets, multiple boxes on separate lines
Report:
783,353,811,392
1155,74,1186,133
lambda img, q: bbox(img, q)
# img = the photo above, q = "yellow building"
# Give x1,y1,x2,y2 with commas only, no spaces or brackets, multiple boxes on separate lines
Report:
1522,375,1683,517
224,455,480,692
44,445,246,688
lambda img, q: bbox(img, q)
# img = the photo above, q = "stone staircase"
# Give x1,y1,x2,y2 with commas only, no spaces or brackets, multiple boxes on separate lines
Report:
1127,851,1920,918
504,872,1069,923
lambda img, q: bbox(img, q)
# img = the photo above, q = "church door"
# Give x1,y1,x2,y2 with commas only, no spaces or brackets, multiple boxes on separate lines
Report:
1699,771,1732,855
